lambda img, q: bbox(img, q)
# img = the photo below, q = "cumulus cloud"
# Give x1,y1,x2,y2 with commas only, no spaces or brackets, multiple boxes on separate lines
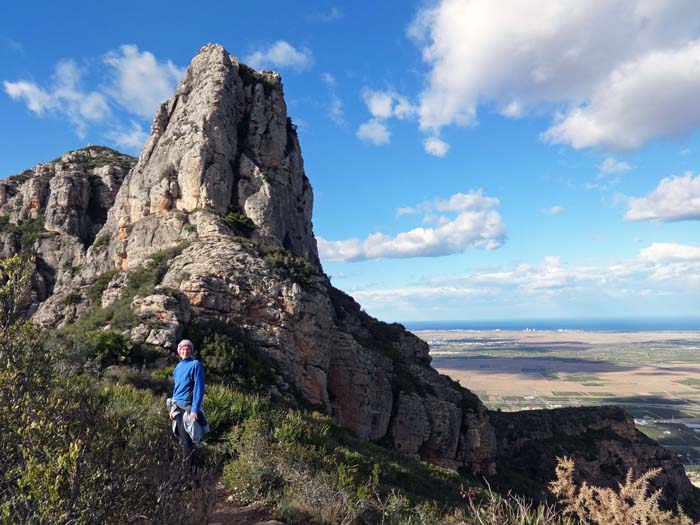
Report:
625,172,700,222
318,189,505,262
244,41,313,72
4,59,110,137
542,205,565,215
640,242,700,263
542,42,700,150
409,0,700,149
103,44,183,119
423,137,449,157
356,119,390,145
356,89,418,146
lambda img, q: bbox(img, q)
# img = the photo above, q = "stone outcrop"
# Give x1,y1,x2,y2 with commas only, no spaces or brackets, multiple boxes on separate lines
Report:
0,146,134,307
492,407,700,517
2,43,697,508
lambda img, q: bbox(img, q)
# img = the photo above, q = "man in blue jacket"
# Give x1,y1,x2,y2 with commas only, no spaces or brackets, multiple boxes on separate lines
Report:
169,339,206,462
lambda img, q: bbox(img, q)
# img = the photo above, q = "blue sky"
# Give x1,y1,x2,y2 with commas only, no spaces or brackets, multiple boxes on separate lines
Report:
2,0,700,322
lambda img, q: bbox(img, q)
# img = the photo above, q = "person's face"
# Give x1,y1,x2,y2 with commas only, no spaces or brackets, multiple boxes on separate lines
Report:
178,344,193,360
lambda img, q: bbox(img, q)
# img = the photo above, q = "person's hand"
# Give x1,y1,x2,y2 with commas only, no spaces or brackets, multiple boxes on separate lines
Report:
169,411,175,421
189,411,198,423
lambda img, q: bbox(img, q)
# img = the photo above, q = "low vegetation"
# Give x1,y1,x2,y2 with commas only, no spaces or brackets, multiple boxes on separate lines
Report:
0,214,46,252
263,246,318,287
223,210,256,237
2,253,698,524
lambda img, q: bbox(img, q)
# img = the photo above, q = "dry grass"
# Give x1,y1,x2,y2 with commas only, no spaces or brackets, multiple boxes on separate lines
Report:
550,457,696,525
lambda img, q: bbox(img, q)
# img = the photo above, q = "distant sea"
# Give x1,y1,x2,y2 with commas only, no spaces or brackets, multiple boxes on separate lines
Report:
403,318,700,332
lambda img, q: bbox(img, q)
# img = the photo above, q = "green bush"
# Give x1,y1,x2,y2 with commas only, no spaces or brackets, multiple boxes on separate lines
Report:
223,211,256,237
88,269,117,305
0,256,204,524
202,384,270,439
91,232,111,252
263,247,317,287
199,331,276,391
62,291,82,305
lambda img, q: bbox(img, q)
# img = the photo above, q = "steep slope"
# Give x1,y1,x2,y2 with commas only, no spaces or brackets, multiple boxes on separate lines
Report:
2,43,697,510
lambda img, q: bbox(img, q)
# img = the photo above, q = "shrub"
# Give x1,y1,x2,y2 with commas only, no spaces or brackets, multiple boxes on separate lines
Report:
202,384,270,439
263,247,317,287
88,269,117,305
91,232,111,252
549,456,696,525
199,331,276,391
223,211,256,237
0,255,204,524
62,291,82,305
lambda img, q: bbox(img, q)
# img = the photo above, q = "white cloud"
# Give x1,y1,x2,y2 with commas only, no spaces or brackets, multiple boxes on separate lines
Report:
409,0,700,149
356,119,390,145
542,42,700,150
105,120,149,151
351,243,700,315
597,157,632,178
542,205,565,215
4,80,54,114
4,59,110,137
362,89,418,121
423,137,450,157
364,90,394,119
318,189,505,261
356,89,418,147
625,172,700,222
103,44,183,119
244,41,313,72
640,242,700,263
321,73,344,125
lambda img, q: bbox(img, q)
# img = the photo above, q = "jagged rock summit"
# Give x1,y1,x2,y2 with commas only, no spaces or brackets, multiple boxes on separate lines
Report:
32,43,498,474
3,44,699,513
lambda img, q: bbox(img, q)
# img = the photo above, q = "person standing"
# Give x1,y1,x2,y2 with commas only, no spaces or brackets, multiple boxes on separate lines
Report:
168,339,206,464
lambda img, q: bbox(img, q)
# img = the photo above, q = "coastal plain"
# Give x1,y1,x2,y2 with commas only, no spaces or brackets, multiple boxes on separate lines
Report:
422,329,700,468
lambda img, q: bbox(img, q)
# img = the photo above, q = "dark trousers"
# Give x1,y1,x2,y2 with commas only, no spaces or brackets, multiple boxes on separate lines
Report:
174,412,195,466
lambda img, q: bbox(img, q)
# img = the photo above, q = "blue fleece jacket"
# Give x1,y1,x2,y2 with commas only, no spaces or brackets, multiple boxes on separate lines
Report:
172,358,205,414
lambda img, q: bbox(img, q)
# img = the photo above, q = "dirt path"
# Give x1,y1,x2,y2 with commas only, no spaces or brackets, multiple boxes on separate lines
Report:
206,483,281,525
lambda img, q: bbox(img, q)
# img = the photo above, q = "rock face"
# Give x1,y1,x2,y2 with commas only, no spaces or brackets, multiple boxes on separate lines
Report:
3,43,696,507
94,43,317,277
0,146,134,307
492,407,700,517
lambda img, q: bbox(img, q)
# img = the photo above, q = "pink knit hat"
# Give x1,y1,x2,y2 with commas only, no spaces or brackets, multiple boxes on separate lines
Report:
177,339,194,351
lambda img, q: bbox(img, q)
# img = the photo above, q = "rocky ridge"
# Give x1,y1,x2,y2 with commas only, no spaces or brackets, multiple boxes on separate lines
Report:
3,43,698,510
0,146,134,308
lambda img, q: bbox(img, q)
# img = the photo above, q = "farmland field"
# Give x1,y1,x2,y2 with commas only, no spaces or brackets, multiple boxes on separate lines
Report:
420,329,700,471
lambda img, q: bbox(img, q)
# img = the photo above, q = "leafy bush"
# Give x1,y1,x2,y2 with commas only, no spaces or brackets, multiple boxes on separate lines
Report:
91,232,111,252
223,211,256,237
62,291,82,305
202,384,270,439
0,215,46,252
199,331,276,391
88,269,117,305
263,247,317,287
0,255,206,524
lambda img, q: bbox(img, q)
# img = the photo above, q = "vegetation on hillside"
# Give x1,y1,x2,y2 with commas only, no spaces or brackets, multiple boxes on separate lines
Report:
1,252,698,524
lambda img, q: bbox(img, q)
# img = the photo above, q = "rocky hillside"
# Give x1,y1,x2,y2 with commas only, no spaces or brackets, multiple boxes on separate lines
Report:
0,146,134,308
3,43,699,513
